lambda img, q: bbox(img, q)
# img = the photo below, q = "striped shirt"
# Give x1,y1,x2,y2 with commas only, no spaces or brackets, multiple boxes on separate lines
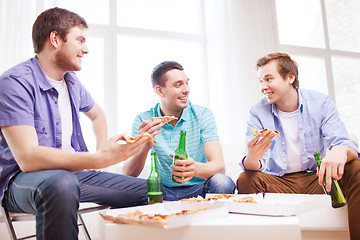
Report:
132,101,219,187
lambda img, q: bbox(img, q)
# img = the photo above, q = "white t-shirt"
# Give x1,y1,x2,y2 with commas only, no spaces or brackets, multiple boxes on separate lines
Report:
278,108,302,173
47,77,75,152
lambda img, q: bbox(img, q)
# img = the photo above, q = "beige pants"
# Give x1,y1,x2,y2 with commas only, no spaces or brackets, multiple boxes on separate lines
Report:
236,159,360,240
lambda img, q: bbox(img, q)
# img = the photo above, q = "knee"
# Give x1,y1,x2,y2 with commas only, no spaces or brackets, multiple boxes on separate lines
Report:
37,170,80,205
236,171,262,194
207,174,235,194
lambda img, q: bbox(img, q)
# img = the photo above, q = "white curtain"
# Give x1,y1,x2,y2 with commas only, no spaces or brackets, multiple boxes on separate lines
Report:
0,0,54,73
204,0,278,147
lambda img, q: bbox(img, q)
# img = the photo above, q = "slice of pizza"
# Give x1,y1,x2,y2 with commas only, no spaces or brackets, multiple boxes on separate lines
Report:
233,196,257,203
122,133,156,145
251,127,280,137
151,116,178,124
100,208,209,226
206,194,233,200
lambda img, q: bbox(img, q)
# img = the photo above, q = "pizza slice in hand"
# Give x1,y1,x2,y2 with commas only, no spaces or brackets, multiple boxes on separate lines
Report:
251,127,280,137
121,132,156,145
151,116,178,124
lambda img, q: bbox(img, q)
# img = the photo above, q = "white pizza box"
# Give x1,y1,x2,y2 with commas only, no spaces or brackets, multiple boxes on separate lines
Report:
100,201,228,229
263,193,349,229
205,193,329,217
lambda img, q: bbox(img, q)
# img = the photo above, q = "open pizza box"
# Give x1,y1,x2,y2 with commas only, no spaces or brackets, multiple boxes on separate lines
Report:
100,201,228,229
205,193,329,216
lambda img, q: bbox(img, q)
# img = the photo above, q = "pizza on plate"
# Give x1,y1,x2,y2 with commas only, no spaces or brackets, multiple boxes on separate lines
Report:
251,127,280,137
151,116,178,124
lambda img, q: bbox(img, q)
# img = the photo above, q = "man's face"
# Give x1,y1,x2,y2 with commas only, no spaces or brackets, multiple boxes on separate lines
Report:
55,26,88,72
159,69,190,112
258,60,294,105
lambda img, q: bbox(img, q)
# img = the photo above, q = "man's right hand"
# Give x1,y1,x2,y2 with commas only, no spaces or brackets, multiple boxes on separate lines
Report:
138,119,164,136
244,131,275,170
97,133,153,168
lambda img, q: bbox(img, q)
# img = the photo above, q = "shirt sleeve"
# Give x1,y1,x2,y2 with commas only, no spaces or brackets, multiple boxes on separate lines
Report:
131,114,143,137
200,107,219,143
321,96,359,152
0,76,35,127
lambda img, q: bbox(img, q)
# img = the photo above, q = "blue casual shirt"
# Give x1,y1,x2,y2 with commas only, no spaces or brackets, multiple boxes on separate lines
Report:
132,101,219,187
240,88,359,176
0,57,94,202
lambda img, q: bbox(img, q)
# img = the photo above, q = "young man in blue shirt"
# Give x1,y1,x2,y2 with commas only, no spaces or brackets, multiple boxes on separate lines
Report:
0,8,151,240
237,52,360,239
123,61,235,200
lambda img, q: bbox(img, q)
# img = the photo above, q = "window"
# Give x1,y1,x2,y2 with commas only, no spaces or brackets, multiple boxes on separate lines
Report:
275,0,360,141
57,0,206,153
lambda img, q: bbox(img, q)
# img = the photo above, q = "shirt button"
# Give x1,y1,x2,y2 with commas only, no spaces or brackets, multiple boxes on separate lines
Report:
55,101,58,104
42,127,45,132
282,142,285,145
56,122,59,125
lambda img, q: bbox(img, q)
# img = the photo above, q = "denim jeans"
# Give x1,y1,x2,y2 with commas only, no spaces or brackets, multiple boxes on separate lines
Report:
3,170,147,240
163,174,235,201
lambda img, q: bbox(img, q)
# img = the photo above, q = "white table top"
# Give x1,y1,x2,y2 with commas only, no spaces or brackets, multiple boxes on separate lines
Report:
102,212,301,240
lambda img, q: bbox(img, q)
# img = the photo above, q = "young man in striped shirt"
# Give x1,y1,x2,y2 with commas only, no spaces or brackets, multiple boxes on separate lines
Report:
123,61,235,200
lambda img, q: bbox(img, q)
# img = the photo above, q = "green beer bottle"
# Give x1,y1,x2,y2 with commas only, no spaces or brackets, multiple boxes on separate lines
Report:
314,152,346,208
172,130,187,183
147,151,163,204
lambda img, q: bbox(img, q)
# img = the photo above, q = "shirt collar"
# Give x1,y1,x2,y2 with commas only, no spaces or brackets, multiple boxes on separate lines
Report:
32,56,76,92
271,89,303,117
155,100,191,123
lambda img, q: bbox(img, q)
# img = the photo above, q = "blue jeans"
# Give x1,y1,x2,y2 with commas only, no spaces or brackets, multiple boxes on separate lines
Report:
163,174,235,201
3,170,147,240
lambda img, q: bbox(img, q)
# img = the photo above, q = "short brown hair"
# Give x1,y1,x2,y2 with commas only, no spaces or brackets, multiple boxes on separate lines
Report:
32,7,88,53
151,61,184,88
256,52,299,89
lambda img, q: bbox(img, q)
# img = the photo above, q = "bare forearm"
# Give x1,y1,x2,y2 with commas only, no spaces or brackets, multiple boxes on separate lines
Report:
194,161,225,179
85,103,108,151
331,145,358,163
91,113,108,151
19,146,100,172
243,153,261,171
345,146,358,162
122,143,152,177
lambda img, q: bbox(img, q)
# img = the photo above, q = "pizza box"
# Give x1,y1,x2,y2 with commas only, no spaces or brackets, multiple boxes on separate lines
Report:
205,193,328,217
100,201,228,229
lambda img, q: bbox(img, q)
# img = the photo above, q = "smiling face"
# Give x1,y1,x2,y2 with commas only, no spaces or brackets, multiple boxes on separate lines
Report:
258,60,298,111
156,69,190,116
55,26,88,72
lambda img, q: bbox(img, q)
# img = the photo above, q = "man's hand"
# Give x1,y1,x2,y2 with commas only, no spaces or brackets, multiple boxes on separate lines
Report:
170,154,196,183
243,131,275,170
138,119,164,136
317,146,349,192
96,133,153,168
122,119,165,177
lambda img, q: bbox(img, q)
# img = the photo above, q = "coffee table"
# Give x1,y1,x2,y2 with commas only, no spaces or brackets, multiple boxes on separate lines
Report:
101,212,301,240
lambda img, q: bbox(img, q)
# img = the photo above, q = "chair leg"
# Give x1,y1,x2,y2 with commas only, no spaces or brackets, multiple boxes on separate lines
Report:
1,206,18,240
78,214,91,240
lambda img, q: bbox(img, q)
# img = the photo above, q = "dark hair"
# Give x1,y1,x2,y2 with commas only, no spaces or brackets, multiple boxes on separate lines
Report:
151,61,184,88
256,52,299,89
32,7,88,53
